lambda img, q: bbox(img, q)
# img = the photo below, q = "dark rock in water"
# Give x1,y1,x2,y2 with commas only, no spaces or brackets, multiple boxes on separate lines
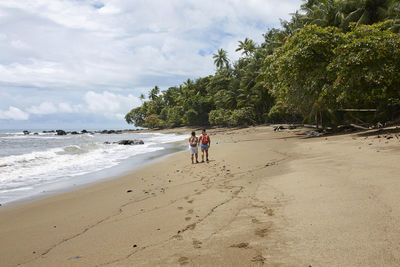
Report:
23,130,30,135
56,130,67,135
34,132,39,135
81,129,88,133
104,141,111,144
70,131,79,135
117,140,144,145
101,130,115,134
43,130,55,133
100,129,123,134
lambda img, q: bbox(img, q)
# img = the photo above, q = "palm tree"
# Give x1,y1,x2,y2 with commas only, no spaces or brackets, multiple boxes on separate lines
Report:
281,11,305,37
236,38,256,56
341,0,395,28
149,86,160,101
300,0,343,28
212,48,229,70
139,93,145,103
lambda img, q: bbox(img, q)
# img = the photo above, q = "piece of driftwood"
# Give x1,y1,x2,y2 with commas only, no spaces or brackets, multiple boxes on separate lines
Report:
349,123,369,130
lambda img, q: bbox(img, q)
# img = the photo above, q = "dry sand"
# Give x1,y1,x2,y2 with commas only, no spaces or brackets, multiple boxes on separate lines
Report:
1,126,400,266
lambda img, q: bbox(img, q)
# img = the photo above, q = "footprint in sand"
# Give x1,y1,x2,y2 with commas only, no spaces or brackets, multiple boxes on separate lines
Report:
251,255,266,264
185,217,191,221
251,218,260,224
184,196,189,200
230,242,250,249
178,256,189,265
255,228,270,237
187,209,194,214
186,223,196,230
192,239,202,249
187,199,194,204
173,234,183,241
264,208,274,216
177,207,184,210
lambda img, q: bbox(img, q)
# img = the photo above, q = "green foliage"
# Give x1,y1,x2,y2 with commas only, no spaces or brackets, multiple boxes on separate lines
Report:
125,2,400,129
229,107,257,126
184,109,199,125
209,109,232,126
143,114,162,129
266,25,344,122
329,21,400,109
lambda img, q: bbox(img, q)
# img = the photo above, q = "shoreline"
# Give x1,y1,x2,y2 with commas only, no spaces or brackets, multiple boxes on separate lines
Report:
1,125,400,266
2,141,187,207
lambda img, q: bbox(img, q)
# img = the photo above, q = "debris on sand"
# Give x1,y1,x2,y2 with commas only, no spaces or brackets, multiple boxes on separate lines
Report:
306,131,323,138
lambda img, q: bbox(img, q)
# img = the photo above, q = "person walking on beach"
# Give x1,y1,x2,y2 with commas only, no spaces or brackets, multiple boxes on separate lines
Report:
199,129,211,163
189,131,199,164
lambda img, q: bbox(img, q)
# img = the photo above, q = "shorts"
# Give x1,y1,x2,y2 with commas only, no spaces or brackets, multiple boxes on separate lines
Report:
200,143,209,150
189,146,198,155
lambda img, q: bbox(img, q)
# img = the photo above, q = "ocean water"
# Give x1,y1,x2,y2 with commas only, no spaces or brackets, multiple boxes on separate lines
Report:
0,130,187,205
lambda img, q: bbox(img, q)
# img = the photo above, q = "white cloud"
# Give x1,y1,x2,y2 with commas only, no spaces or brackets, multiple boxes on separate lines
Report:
0,106,29,120
58,102,81,113
27,102,58,115
0,0,300,91
84,91,141,119
20,91,141,120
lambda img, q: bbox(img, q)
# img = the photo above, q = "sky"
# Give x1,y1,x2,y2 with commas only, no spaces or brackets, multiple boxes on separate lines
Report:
0,0,301,130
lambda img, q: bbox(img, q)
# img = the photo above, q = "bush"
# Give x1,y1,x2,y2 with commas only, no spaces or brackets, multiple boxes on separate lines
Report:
209,109,232,126
167,106,184,127
228,107,256,126
184,109,199,125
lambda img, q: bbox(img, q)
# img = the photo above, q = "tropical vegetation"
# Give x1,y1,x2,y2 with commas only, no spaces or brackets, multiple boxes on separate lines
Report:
126,0,400,129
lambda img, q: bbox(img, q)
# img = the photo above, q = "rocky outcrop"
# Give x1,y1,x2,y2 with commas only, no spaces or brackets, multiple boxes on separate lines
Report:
99,130,122,134
23,130,30,135
56,130,67,136
117,140,144,145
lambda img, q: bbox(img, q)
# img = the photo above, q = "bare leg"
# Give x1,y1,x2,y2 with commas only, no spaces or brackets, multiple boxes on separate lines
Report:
195,153,198,163
191,154,194,164
201,149,205,162
205,150,209,161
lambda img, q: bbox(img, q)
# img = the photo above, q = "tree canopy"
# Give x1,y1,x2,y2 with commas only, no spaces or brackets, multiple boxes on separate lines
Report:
126,0,400,129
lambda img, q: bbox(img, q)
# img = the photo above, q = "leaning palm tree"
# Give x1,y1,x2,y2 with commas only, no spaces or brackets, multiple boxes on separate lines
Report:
212,48,229,70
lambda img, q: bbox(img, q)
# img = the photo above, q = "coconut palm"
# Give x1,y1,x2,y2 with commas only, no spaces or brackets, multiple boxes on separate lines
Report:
341,0,395,28
149,86,160,101
236,38,256,56
212,48,229,70
300,0,344,27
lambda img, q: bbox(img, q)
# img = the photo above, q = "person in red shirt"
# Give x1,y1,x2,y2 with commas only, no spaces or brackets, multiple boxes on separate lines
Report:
198,129,211,163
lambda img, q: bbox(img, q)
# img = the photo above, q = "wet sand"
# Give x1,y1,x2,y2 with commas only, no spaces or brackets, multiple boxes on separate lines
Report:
1,126,400,266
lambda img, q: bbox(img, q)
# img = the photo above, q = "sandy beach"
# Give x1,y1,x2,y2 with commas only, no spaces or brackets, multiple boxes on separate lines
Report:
1,126,400,266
